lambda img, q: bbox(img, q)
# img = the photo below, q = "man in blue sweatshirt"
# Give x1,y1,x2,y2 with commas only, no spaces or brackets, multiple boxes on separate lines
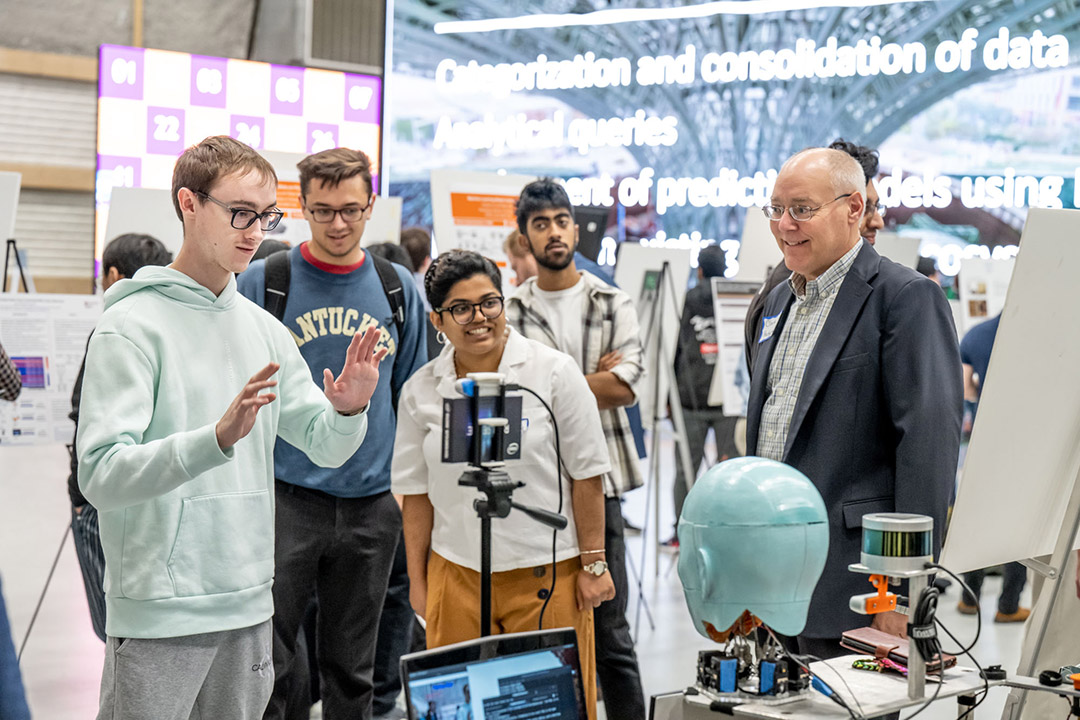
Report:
77,135,387,720
237,148,427,720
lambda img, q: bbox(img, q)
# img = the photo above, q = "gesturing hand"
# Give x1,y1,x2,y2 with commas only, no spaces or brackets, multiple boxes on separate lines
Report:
216,363,279,450
323,326,390,414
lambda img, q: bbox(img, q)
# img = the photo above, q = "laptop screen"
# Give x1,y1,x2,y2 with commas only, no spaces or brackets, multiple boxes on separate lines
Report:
401,628,587,720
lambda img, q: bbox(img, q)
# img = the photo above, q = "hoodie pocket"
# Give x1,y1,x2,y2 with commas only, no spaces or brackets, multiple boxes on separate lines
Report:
167,490,274,597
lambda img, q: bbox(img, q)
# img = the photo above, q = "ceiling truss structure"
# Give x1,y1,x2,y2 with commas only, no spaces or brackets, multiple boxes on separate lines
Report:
394,0,1080,240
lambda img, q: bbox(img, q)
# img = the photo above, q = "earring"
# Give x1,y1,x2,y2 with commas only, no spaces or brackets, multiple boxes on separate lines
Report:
436,330,447,345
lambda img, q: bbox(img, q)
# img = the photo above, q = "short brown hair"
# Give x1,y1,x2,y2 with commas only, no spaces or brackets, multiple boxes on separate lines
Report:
399,227,432,271
171,136,277,221
503,229,528,258
297,148,373,199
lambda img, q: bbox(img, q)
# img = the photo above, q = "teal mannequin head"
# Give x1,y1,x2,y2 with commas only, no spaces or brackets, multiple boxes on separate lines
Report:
677,457,829,639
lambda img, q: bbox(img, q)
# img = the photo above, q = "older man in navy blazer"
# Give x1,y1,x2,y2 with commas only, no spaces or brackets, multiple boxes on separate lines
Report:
746,148,962,659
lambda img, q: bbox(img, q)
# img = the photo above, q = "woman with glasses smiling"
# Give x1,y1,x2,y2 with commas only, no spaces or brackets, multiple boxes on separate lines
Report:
391,249,614,719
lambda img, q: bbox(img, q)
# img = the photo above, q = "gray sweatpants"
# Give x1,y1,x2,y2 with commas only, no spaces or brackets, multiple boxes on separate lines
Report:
97,620,273,720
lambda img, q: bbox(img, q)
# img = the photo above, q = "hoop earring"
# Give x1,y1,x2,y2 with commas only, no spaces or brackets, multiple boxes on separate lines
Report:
436,330,447,345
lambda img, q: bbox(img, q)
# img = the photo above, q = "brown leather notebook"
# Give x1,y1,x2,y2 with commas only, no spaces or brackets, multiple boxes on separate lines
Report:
840,626,957,673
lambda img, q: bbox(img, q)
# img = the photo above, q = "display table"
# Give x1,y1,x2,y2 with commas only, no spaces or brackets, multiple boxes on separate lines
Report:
650,654,1080,719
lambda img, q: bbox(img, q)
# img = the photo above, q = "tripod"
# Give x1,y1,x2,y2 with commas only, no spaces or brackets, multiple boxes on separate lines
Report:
631,261,697,635
3,238,31,292
455,374,568,637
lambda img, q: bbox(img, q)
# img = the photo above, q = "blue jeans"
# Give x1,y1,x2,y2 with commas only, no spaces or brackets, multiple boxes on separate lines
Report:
0,574,31,720
962,563,1027,614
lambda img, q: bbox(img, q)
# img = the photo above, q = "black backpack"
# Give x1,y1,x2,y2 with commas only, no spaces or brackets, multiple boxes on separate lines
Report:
263,248,406,405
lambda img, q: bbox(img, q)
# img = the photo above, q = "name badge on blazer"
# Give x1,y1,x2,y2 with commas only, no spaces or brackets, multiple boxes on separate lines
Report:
759,314,780,344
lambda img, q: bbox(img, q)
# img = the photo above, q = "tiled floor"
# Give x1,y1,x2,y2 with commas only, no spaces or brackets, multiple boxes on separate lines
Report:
0,441,1043,719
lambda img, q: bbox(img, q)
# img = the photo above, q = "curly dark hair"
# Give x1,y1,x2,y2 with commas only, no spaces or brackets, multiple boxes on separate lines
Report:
423,249,502,310
828,138,879,184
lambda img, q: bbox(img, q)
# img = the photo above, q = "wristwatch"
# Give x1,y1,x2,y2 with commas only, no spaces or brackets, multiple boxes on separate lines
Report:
583,560,609,577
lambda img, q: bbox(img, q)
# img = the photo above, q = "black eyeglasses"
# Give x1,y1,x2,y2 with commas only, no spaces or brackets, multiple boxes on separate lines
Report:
196,191,284,231
871,202,887,218
435,296,505,325
762,193,854,222
308,200,373,224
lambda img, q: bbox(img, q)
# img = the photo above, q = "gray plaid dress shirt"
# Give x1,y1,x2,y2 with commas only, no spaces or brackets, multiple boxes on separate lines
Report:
757,240,862,460
507,271,645,497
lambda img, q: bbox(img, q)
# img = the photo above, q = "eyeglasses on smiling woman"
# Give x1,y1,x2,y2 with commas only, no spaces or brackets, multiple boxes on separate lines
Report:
434,296,505,325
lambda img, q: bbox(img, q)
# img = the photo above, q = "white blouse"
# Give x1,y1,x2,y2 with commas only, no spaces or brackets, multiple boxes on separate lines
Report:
392,329,611,572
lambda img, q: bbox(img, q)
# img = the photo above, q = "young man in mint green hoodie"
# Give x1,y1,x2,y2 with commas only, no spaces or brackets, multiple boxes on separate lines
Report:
77,135,387,720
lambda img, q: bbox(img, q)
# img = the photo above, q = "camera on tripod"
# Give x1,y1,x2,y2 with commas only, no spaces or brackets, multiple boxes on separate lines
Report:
441,372,523,467
440,372,568,636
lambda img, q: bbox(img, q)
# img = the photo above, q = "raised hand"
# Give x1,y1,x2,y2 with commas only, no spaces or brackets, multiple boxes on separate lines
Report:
323,326,390,415
216,363,279,450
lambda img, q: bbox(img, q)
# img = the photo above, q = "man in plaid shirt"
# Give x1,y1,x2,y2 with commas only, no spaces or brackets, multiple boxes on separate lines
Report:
506,177,646,720
746,149,961,679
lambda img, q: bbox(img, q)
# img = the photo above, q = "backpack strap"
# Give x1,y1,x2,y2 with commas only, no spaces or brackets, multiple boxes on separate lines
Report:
371,253,405,338
370,253,407,410
263,249,291,322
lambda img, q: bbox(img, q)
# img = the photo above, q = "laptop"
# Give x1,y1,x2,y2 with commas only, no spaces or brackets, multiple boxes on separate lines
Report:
400,627,588,720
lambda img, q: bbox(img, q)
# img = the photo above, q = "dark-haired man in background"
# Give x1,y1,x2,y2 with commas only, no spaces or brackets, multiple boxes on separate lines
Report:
68,232,173,643
506,177,647,720
399,227,432,306
667,245,742,546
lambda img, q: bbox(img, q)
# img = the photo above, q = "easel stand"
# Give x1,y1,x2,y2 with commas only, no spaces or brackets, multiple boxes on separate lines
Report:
3,238,30,292
633,261,697,634
1001,462,1080,719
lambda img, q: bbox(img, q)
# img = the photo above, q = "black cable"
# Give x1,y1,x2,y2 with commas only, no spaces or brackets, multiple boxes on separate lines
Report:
926,562,981,654
935,617,990,719
515,385,563,631
899,642,945,720
761,626,862,718
788,652,862,719
908,583,940,667
926,561,991,720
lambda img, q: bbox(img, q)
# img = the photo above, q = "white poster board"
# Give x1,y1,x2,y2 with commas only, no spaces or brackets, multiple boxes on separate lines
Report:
0,294,103,445
872,232,920,270
362,196,404,247
708,279,759,415
105,187,185,258
941,208,1080,573
957,257,1014,336
0,171,20,241
1,172,22,293
430,169,534,263
733,208,783,283
613,243,692,428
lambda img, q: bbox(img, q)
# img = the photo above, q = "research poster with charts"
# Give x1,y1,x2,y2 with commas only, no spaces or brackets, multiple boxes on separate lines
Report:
957,256,1015,335
0,295,102,446
95,45,383,264
708,280,760,416
429,169,535,264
